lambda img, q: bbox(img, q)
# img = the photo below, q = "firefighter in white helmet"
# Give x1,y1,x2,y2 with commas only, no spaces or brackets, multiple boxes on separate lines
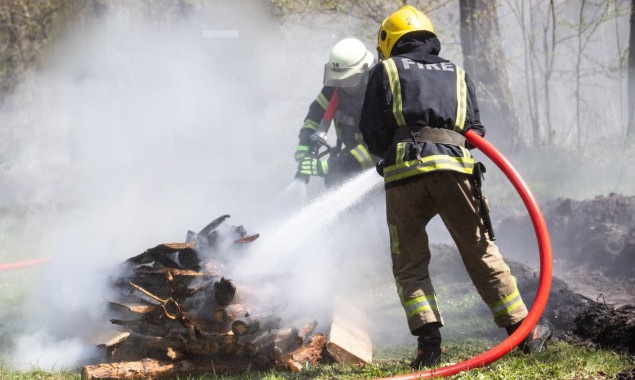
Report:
295,37,379,188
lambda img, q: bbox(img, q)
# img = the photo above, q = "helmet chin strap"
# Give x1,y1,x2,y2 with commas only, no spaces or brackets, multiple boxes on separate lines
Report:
377,47,387,61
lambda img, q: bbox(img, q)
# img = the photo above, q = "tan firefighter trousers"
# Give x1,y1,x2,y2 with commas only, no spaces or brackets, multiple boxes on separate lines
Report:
385,171,528,333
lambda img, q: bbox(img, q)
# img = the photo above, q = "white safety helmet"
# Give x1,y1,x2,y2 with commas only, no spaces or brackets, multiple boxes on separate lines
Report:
323,38,376,88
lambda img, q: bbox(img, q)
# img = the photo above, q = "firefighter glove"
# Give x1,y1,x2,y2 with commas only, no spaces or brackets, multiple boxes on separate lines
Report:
294,144,310,162
298,156,329,177
375,159,385,177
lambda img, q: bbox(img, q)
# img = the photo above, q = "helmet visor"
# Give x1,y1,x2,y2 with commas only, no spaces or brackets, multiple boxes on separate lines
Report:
323,64,366,87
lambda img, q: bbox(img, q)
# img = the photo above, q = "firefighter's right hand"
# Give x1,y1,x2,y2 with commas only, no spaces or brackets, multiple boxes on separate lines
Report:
375,160,385,177
294,144,310,162
298,156,329,177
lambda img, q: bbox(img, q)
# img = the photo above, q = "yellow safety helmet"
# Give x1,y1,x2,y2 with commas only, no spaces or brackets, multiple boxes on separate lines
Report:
377,5,435,59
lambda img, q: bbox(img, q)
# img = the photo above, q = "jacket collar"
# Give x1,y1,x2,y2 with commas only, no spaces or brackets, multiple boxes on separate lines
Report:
391,36,448,64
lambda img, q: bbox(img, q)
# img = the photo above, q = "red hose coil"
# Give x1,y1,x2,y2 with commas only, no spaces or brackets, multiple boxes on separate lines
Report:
372,130,553,379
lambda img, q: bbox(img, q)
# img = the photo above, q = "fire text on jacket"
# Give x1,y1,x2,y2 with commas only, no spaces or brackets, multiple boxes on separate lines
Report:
400,58,454,72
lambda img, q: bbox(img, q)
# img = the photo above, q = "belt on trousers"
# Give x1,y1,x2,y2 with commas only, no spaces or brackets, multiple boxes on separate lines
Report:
392,126,466,147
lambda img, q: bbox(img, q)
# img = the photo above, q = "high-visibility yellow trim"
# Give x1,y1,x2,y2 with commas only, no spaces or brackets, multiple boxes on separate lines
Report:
350,144,373,168
395,279,405,303
383,155,474,183
382,59,407,128
404,294,439,318
395,142,407,164
488,289,523,317
350,150,366,168
302,119,319,131
454,66,467,133
389,224,400,255
316,92,329,110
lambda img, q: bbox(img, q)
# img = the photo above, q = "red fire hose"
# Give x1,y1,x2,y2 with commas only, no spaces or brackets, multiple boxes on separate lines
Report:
372,130,553,379
0,258,47,271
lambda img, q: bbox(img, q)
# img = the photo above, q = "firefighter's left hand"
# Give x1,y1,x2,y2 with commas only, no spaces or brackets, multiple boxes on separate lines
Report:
298,157,329,177
294,144,309,162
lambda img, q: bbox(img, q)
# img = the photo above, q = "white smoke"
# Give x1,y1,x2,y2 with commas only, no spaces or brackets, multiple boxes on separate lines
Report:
0,1,400,370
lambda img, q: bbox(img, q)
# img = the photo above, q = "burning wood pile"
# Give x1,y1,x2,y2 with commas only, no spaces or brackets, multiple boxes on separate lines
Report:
82,215,328,379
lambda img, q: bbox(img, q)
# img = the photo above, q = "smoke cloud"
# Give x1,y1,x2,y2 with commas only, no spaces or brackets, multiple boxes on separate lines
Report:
3,1,630,372
0,1,403,370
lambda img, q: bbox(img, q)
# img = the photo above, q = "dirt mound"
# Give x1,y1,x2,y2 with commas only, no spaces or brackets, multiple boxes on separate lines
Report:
499,193,635,278
497,193,635,307
573,304,635,354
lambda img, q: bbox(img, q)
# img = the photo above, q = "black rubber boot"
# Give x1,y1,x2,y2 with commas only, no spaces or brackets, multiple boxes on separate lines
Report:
506,319,553,354
410,323,442,369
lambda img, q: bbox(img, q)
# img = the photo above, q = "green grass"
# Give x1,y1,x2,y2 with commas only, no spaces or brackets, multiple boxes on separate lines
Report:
0,341,632,380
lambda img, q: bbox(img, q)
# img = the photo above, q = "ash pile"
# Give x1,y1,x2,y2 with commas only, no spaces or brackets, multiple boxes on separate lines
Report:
82,215,330,379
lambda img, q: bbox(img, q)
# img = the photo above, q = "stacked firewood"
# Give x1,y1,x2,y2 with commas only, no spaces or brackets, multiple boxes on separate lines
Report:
82,215,326,379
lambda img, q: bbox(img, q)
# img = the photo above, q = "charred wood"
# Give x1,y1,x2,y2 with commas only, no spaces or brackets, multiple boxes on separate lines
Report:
214,278,236,306
214,304,250,323
231,315,282,336
281,333,327,372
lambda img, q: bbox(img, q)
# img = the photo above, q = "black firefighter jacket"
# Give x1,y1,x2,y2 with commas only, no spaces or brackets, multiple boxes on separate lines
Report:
359,36,485,188
298,83,376,176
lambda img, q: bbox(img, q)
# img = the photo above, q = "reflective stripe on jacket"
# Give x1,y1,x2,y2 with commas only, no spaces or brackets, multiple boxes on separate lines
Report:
299,85,376,171
359,37,485,188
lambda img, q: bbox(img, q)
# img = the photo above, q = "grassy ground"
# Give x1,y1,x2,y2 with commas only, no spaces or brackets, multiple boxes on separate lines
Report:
1,214,633,380
0,341,632,380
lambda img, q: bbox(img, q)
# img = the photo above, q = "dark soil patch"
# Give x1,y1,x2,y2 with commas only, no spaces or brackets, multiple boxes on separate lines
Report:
430,241,635,355
573,303,635,354
498,193,635,280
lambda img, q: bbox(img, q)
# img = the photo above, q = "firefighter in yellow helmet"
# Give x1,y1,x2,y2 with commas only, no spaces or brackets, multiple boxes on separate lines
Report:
359,6,552,367
295,37,379,188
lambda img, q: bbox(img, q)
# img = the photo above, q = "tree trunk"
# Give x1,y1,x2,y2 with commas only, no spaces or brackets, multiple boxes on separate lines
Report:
459,0,520,152
628,0,635,136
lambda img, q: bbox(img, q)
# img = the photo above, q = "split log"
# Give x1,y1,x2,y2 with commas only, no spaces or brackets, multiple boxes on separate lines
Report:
326,300,373,365
240,330,277,358
221,334,239,355
281,333,327,372
272,327,301,361
82,358,198,380
109,316,191,337
198,215,230,237
117,332,225,358
126,243,199,271
89,331,131,347
108,301,157,315
234,234,260,243
181,311,220,336
231,315,281,336
83,357,263,379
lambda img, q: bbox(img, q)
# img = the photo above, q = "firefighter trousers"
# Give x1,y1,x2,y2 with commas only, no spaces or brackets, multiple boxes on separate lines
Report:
385,171,528,333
